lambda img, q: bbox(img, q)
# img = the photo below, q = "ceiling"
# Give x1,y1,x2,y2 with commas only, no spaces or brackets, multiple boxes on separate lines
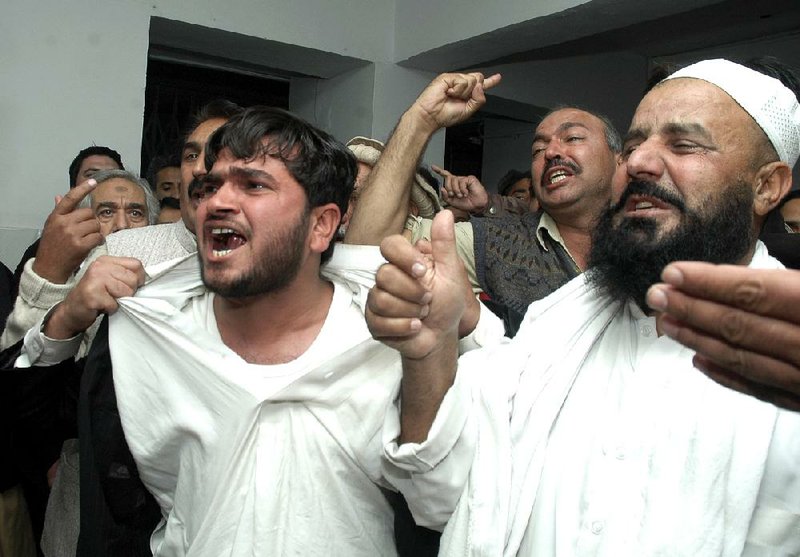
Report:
399,0,800,72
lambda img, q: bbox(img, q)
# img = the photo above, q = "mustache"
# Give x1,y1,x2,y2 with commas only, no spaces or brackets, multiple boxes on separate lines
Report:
612,180,686,213
542,157,580,181
187,178,205,201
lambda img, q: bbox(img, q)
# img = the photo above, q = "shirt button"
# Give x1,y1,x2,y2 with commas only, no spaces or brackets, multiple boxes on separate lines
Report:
640,324,653,337
591,520,604,534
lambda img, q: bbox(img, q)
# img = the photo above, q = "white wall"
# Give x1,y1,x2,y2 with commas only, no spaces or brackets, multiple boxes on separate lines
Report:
290,65,377,144
0,0,397,268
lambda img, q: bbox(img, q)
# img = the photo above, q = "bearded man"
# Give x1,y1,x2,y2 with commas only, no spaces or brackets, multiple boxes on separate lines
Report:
16,106,503,556
366,58,800,556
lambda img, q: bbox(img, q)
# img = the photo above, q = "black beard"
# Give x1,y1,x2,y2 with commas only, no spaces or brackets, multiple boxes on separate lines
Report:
200,208,309,299
587,179,755,310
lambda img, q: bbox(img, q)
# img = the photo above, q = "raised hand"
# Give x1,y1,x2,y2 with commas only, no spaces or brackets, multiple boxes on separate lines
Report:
367,210,467,360
410,72,501,132
646,261,800,411
44,256,145,340
367,211,470,442
433,164,489,213
33,179,103,283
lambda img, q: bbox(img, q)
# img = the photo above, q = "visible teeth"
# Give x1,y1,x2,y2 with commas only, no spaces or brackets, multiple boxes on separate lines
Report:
212,228,236,234
549,171,568,184
212,249,232,257
635,201,654,210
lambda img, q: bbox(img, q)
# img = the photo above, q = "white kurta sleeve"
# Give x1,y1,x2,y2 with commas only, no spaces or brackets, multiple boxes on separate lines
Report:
16,306,82,367
382,357,480,530
458,300,506,353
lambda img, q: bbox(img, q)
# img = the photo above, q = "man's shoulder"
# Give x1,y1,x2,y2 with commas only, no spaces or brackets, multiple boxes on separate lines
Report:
105,222,196,266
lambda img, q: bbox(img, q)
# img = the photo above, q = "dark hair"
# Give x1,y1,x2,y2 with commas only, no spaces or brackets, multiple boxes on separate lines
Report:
184,99,244,144
146,153,182,192
544,105,622,154
497,169,532,196
68,146,123,188
205,106,356,264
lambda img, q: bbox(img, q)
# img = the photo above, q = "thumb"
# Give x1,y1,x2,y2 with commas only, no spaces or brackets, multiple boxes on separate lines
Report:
430,210,459,271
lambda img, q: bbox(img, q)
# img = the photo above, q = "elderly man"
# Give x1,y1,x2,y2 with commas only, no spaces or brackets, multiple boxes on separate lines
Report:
78,169,158,237
367,58,800,556
0,101,243,557
347,73,620,336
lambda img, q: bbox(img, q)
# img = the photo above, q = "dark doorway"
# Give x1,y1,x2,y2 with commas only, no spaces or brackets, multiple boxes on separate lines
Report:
140,58,290,176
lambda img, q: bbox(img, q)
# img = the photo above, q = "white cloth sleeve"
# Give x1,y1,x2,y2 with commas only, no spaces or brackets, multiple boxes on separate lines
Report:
16,305,82,367
1,244,107,350
458,299,505,354
382,360,478,530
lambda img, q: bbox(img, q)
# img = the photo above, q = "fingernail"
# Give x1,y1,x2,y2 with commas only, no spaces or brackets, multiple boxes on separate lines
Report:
661,264,683,286
409,318,422,332
646,285,668,311
411,262,426,277
659,315,679,338
420,291,432,304
87,178,97,187
420,304,430,319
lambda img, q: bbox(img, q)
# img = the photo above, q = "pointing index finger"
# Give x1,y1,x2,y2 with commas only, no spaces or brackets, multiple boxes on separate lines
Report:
482,73,502,91
54,178,98,215
430,164,452,178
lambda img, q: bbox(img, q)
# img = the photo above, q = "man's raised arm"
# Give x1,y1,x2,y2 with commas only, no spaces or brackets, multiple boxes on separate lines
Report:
344,72,500,245
366,211,467,442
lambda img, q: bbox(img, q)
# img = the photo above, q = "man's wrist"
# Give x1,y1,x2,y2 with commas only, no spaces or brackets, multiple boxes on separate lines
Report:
43,302,85,340
32,258,72,284
403,104,442,138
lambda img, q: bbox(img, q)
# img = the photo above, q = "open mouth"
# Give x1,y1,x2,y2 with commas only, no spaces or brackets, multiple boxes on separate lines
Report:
548,169,571,185
542,162,578,188
623,195,673,215
209,227,247,257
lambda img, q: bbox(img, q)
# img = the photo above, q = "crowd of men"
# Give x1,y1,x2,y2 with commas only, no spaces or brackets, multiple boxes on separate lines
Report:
1,55,799,557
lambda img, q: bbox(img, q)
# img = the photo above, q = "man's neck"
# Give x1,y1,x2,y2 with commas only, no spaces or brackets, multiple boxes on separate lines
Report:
551,219,593,271
213,272,334,365
547,200,606,271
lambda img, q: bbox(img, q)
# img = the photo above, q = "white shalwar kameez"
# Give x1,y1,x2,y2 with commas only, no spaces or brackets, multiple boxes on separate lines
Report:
383,242,800,556
24,244,501,557
105,249,399,556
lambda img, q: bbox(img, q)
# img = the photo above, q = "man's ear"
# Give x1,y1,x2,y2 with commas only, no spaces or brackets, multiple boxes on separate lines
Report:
754,161,792,216
308,203,341,255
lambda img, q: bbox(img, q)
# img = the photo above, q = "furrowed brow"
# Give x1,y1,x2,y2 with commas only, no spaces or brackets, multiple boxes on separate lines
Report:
228,166,274,183
662,122,713,142
556,122,590,134
623,128,648,144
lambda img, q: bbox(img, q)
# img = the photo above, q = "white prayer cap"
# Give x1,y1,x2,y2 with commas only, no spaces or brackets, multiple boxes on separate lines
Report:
664,59,800,168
